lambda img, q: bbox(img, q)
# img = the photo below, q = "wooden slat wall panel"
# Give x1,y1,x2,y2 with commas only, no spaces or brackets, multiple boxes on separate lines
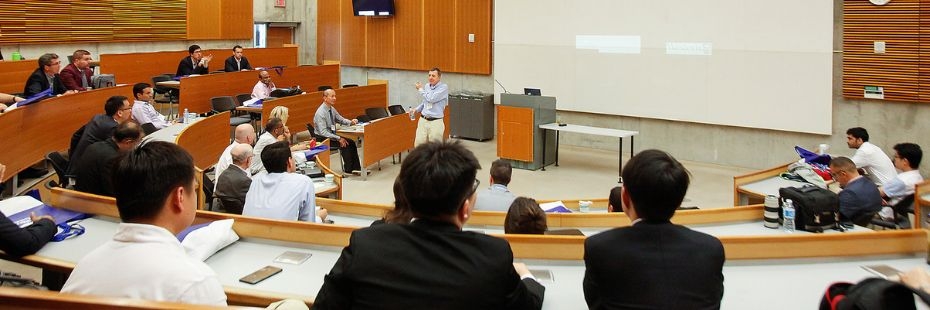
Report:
423,1,457,71
340,0,368,66
455,0,492,74
317,0,491,74
367,18,395,68
843,0,923,102
393,0,423,70
0,0,187,44
920,1,930,101
318,0,342,63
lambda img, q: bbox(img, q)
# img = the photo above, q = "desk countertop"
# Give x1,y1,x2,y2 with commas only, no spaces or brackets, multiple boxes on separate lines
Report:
738,175,808,198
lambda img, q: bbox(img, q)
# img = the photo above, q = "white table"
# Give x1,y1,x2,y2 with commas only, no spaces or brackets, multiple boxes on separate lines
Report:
141,117,202,143
539,123,639,183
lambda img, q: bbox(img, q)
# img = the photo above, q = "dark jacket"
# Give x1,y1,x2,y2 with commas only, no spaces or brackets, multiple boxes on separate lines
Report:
23,68,67,97
313,219,545,310
213,165,252,214
0,214,56,257
584,221,725,310
176,56,209,76
73,139,120,197
224,56,252,72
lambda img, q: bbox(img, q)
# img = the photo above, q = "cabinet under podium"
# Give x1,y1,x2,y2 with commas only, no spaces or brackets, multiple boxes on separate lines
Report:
496,93,556,170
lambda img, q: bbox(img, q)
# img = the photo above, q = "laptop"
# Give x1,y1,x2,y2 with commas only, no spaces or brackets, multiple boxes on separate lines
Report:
524,88,541,96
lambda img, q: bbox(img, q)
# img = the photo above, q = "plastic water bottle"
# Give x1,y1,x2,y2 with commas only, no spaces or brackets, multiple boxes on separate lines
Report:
783,199,796,233
408,106,415,121
182,108,189,124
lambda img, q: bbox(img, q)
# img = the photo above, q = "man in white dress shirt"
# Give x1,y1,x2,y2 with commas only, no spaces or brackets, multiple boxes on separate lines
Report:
846,127,896,186
62,142,227,306
881,143,924,207
130,83,171,131
243,141,326,222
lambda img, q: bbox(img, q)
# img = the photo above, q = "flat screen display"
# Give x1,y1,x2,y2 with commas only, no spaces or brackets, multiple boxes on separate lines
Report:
352,0,395,16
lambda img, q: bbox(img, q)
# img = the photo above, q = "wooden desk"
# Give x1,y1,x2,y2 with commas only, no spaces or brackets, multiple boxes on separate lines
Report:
0,59,36,94
732,162,806,205
3,189,926,309
336,114,416,180
179,65,340,114
98,47,300,86
0,85,133,190
915,180,930,229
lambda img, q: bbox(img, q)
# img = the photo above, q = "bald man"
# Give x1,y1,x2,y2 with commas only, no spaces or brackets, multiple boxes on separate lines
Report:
830,156,883,226
213,143,253,214
214,124,256,191
312,89,361,174
251,70,276,99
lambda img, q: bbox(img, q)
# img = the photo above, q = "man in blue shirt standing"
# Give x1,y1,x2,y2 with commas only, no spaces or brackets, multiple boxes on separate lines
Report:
410,68,449,145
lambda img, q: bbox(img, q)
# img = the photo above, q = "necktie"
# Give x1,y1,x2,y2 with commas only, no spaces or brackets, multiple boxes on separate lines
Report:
80,69,88,88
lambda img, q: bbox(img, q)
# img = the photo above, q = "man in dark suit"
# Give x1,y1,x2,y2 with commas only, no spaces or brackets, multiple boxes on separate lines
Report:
23,53,69,97
223,45,253,72
0,163,57,257
73,121,142,196
213,143,253,214
176,44,212,76
830,156,883,226
59,50,94,91
69,96,135,172
584,149,725,310
313,141,545,310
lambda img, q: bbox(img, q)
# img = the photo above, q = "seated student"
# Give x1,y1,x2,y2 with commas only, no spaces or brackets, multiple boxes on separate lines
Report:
313,89,362,175
69,96,135,172
504,197,547,234
251,70,276,99
213,144,253,214
242,141,325,222
830,156,884,226
474,159,517,211
0,163,57,257
313,141,544,309
584,149,724,310
846,127,896,186
72,122,143,196
176,45,212,76
59,50,94,92
61,142,227,306
607,186,623,212
130,83,171,131
23,53,70,97
214,124,255,190
268,106,312,151
251,118,289,174
224,45,252,72
880,143,924,207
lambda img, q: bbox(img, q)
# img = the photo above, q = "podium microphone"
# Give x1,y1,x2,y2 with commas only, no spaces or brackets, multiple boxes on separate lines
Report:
495,79,510,94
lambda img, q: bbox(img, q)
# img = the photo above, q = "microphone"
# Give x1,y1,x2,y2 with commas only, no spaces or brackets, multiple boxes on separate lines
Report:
495,79,510,94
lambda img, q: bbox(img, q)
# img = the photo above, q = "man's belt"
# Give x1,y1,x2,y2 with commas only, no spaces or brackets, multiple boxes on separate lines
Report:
424,117,442,121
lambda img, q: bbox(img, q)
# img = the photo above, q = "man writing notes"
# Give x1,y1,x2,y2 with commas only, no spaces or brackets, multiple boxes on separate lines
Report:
410,67,449,145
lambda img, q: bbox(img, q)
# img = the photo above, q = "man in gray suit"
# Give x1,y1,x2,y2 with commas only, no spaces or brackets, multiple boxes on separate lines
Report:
474,159,517,211
213,144,253,214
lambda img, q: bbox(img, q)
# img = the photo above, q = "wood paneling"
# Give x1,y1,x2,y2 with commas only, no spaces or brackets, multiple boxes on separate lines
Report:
187,0,223,39
340,0,368,66
366,18,395,68
317,0,491,74
455,0,492,74
176,112,231,169
260,93,318,132
99,47,300,86
0,85,133,182
266,27,293,48
842,0,925,102
220,0,253,39
422,0,457,71
393,0,423,70
362,114,417,168
317,0,343,64
0,1,187,44
497,106,534,162
0,59,37,94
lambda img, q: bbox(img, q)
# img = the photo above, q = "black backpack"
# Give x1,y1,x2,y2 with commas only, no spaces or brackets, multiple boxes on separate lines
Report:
821,278,930,310
779,185,840,232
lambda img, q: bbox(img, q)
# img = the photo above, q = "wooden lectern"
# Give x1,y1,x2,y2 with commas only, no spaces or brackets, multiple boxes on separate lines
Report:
496,94,556,170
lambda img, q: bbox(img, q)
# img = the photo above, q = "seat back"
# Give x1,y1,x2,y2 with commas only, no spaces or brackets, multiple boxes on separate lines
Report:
365,107,389,120
140,123,158,135
356,115,372,123
235,93,252,106
342,84,358,88
317,85,333,91
210,96,237,112
45,151,70,188
388,105,405,116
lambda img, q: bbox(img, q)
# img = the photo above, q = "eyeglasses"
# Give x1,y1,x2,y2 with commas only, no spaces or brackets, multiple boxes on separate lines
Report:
470,178,480,195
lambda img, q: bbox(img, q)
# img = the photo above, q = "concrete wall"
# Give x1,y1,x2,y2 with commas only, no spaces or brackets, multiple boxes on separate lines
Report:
337,0,930,178
253,0,316,64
